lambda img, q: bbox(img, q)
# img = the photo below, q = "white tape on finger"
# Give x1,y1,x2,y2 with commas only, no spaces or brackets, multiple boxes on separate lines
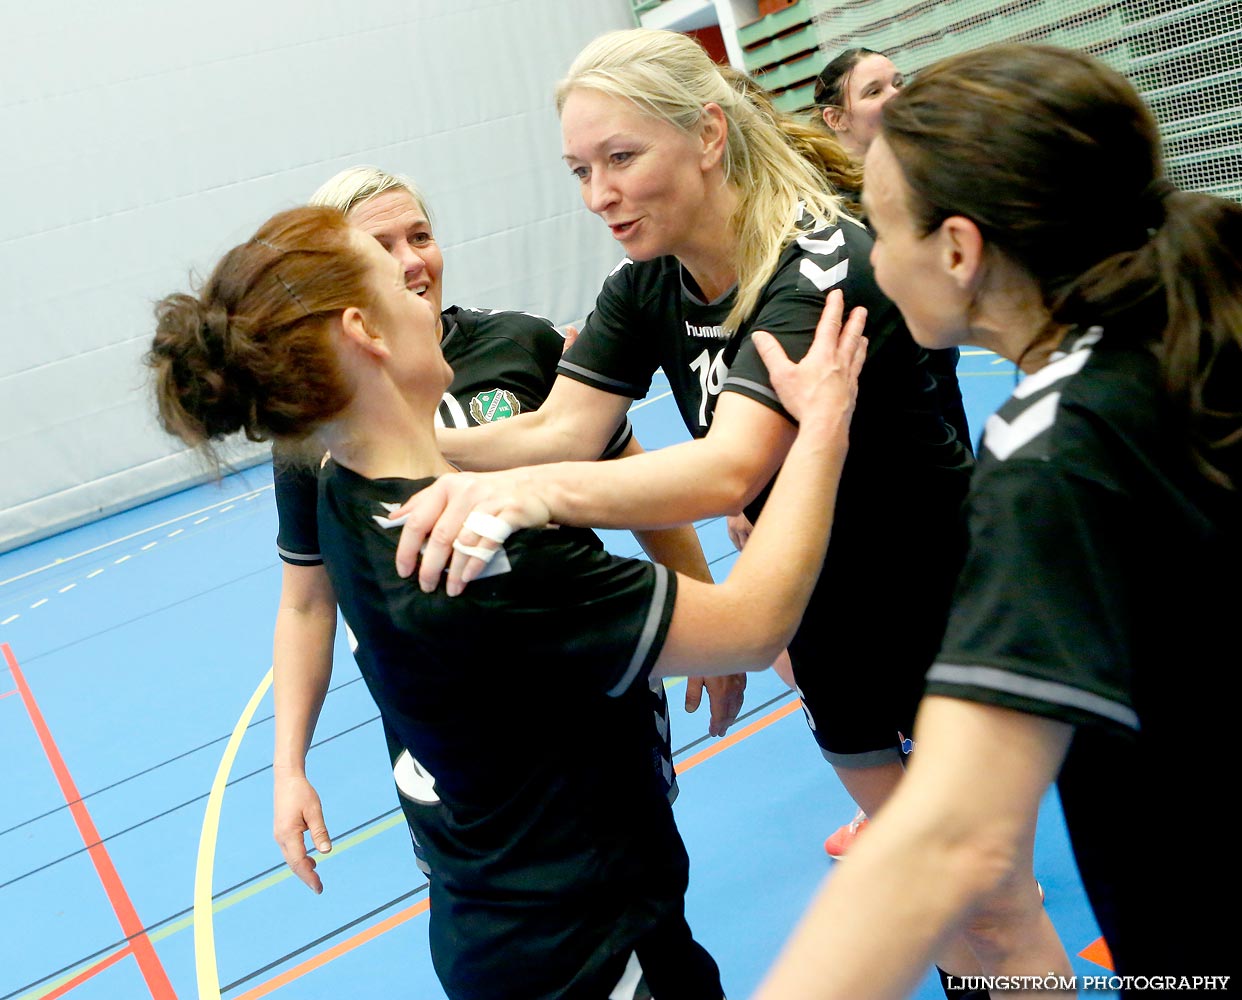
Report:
452,540,501,564
463,511,514,544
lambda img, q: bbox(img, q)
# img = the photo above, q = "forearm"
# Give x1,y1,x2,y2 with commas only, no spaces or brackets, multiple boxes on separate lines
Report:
712,409,850,655
439,377,633,471
756,700,1072,999
439,409,599,470
272,607,337,772
652,413,849,678
633,523,714,581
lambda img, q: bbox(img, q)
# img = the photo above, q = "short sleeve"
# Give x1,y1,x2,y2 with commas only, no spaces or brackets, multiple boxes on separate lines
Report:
558,258,662,399
724,221,899,422
926,460,1139,732
273,456,323,565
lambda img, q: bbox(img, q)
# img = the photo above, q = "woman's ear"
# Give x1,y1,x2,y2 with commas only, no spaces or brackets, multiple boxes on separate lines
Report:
822,105,846,134
938,215,986,292
339,306,390,359
699,102,728,170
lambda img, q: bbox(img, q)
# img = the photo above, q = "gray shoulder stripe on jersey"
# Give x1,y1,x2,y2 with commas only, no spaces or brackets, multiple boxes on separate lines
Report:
799,257,850,292
1013,344,1093,400
796,229,846,256
608,564,670,698
556,359,640,392
721,377,781,406
982,391,1061,461
277,546,322,564
927,662,1139,730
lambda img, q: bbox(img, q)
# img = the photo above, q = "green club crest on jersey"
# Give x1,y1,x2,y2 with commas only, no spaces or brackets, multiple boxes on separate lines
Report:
469,388,520,423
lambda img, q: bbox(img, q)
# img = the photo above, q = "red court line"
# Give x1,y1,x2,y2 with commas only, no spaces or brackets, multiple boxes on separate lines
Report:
40,945,134,1000
232,695,802,999
2,643,178,1000
0,688,17,700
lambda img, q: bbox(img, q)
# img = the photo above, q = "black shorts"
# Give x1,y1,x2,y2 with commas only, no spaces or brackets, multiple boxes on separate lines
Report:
789,485,967,765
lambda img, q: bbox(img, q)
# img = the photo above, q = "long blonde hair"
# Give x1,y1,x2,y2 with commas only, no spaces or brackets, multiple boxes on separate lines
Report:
557,29,849,332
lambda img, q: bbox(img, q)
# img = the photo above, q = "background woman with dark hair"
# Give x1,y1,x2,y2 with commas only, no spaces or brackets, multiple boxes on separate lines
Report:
813,47,903,164
757,42,1240,999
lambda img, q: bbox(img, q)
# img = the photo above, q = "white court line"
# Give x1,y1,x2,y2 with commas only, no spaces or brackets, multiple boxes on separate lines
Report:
59,584,76,594
2,614,18,625
220,505,235,513
30,599,48,609
194,518,210,525
87,569,104,579
0,485,273,590
114,555,131,565
630,390,673,412
141,542,157,551
168,529,184,538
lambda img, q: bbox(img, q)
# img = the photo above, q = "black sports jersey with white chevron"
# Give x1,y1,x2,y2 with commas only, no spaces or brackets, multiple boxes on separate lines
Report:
316,461,700,998
927,327,1238,979
562,214,974,761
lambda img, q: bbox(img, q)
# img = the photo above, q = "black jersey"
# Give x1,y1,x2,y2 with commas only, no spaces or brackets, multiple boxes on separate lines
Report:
561,216,974,759
317,460,691,998
561,214,972,525
925,328,1237,984
275,306,630,565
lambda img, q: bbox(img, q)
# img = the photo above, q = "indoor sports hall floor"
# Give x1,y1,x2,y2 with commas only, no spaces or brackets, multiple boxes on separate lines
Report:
1,350,1119,1000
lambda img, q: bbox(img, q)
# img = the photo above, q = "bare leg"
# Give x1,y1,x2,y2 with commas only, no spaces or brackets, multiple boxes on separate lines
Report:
832,760,984,985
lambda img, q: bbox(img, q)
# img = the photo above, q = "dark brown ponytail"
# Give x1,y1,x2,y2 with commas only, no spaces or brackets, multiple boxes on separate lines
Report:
883,43,1242,490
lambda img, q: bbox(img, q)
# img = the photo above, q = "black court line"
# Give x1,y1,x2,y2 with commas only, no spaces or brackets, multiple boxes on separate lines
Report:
0,676,368,838
0,713,384,891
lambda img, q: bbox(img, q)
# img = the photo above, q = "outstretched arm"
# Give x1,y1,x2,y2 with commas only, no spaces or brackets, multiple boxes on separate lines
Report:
271,562,338,893
396,389,793,593
619,433,747,735
438,375,633,470
754,697,1071,1000
650,291,865,677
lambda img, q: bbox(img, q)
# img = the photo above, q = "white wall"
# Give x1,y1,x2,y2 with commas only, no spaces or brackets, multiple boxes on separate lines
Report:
0,0,635,553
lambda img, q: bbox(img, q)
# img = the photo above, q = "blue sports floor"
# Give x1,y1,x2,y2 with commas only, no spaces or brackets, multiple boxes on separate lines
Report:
0,351,1118,1000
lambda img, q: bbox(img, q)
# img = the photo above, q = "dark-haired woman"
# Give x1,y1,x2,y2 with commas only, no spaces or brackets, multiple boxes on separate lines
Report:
147,204,868,999
758,42,1240,999
813,47,903,164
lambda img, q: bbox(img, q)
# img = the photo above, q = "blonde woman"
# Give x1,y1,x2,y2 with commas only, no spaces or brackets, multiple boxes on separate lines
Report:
392,27,981,992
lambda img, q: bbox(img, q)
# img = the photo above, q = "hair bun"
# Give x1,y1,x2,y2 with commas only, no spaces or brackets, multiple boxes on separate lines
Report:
149,292,254,444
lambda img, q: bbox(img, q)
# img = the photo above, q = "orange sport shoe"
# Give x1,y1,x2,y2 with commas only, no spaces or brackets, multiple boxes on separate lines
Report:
824,809,868,859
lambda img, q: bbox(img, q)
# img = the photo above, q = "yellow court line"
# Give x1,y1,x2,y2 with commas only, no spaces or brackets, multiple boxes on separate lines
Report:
194,666,274,1000
156,812,406,944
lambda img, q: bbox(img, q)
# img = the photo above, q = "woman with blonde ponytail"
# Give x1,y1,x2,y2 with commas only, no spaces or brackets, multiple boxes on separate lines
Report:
394,32,976,987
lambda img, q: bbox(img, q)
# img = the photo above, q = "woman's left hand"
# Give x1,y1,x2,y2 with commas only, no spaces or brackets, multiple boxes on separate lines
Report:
393,470,550,596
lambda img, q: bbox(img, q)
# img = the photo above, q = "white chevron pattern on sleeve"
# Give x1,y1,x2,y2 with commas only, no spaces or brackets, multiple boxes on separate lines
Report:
983,391,1062,461
799,257,850,291
796,230,846,256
